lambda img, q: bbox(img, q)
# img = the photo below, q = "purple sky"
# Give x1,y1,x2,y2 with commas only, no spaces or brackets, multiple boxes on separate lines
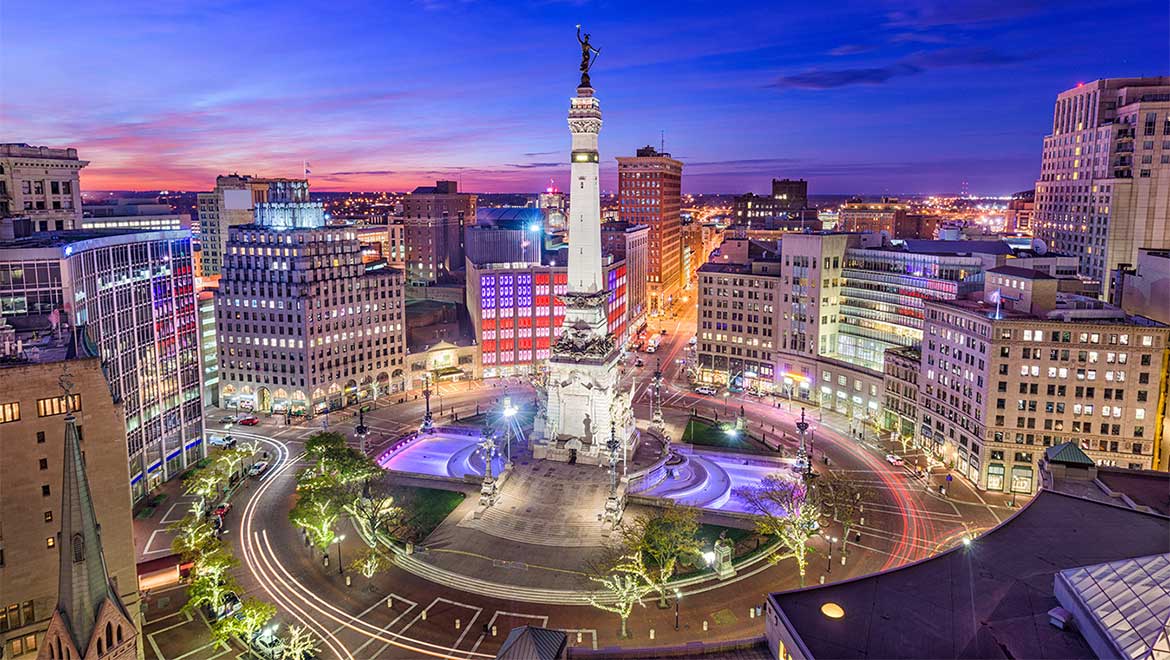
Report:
2,0,1166,195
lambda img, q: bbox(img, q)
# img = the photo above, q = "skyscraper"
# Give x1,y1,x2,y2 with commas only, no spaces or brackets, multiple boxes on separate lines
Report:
216,204,406,416
195,175,308,279
1034,77,1170,290
617,146,682,314
402,181,476,285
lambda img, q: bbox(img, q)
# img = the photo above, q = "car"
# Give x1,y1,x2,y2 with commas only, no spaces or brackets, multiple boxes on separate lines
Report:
209,435,236,448
693,385,718,396
251,631,284,658
237,416,260,426
205,591,242,621
214,502,232,518
218,415,237,424
634,358,645,367
885,454,905,466
249,460,270,477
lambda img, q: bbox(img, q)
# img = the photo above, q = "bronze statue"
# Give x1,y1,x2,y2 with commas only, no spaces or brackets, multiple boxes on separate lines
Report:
576,25,600,86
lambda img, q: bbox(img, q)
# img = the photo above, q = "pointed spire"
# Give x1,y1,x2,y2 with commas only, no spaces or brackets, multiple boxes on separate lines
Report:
54,394,121,654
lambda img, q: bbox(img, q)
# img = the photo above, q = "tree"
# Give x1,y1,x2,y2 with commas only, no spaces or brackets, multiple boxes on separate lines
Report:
213,444,254,481
289,488,342,551
733,475,823,586
182,568,239,618
193,543,238,585
280,626,320,660
819,474,869,559
184,467,225,511
587,551,654,638
350,484,402,545
620,507,702,607
304,431,348,463
170,510,219,561
210,599,275,646
350,547,393,579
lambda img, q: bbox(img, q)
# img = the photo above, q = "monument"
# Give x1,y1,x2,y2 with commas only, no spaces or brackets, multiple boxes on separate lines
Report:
533,28,637,467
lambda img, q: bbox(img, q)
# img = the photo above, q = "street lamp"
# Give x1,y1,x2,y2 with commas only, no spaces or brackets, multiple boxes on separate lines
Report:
354,409,369,456
825,535,838,573
674,588,682,631
335,534,346,575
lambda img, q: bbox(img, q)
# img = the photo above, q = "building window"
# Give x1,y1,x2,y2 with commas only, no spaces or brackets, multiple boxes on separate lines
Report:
0,402,19,424
42,485,51,497
44,511,52,523
38,458,48,470
36,394,81,417
46,536,55,548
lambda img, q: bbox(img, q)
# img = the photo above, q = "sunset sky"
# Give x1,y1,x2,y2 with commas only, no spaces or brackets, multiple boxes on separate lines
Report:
2,0,1166,195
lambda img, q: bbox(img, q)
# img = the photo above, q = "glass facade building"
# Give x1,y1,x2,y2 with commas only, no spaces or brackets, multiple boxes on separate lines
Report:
0,230,203,500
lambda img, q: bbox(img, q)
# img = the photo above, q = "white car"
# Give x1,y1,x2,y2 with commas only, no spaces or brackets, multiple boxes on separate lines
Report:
248,460,270,477
693,385,718,396
885,454,905,466
209,435,236,448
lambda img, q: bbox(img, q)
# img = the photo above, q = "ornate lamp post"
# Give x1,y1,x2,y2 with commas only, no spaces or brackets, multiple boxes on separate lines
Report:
796,407,812,480
478,426,498,506
651,359,666,434
421,373,434,433
354,409,369,456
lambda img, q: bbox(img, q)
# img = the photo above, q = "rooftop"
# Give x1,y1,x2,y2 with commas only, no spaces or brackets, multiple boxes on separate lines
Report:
0,228,189,253
769,488,1170,659
988,265,1055,280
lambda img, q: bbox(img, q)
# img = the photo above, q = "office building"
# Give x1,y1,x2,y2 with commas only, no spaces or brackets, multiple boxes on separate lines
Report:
1004,189,1035,233
467,208,544,265
538,186,567,233
1113,248,1170,324
617,146,682,313
81,197,188,232
197,286,220,408
838,199,941,239
882,346,921,443
601,221,649,335
766,449,1170,660
1034,77,1170,287
0,228,203,499
404,300,479,389
216,204,406,416
0,144,88,233
0,354,140,660
403,180,476,285
195,175,308,278
732,178,818,230
919,267,1169,491
466,252,630,378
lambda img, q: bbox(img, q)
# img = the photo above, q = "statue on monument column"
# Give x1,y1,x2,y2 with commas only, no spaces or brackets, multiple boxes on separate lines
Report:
576,25,601,86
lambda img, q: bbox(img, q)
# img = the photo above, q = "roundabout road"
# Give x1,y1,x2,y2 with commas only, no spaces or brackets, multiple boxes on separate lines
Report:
214,312,1010,658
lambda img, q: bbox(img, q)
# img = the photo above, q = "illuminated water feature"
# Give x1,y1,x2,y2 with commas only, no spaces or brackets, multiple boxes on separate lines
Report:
379,430,506,480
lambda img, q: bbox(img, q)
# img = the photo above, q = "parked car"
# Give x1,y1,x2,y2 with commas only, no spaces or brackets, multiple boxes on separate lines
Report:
249,461,270,477
209,435,236,449
251,631,284,658
214,502,232,518
206,591,242,622
693,385,718,396
885,454,905,466
238,416,260,426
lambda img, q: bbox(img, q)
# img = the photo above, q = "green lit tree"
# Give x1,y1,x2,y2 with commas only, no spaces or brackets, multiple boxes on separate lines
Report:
209,599,275,646
184,467,225,511
620,507,702,607
350,547,393,579
733,475,823,586
289,488,342,551
170,509,218,561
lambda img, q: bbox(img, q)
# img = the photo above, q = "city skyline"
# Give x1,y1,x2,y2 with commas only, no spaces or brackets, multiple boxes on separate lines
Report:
3,0,1166,195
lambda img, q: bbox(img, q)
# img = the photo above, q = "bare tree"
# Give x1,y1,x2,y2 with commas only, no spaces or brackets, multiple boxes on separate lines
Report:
733,475,823,586
620,507,702,607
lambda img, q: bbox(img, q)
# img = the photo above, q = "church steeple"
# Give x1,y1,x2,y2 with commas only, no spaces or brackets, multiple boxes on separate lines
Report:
38,381,137,660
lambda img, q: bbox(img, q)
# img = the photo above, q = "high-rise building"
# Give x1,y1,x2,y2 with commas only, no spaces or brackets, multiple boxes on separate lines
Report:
770,178,808,210
216,205,406,416
538,185,567,233
0,354,140,660
601,221,649,335
195,175,308,278
0,228,203,499
1034,77,1170,288
403,181,476,285
197,285,220,407
617,146,682,314
838,198,908,235
0,144,88,233
920,268,1169,491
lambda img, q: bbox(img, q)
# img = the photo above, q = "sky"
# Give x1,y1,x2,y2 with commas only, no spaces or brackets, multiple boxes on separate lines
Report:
2,0,1167,195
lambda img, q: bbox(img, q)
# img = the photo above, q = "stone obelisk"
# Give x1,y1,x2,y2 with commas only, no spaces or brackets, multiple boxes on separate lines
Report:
533,29,635,466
